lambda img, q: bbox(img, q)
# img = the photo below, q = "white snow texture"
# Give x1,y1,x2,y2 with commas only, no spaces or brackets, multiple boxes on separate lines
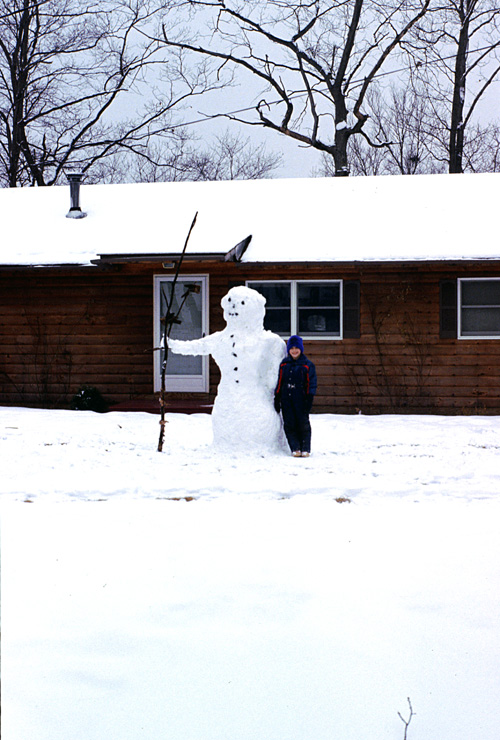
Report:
167,285,287,452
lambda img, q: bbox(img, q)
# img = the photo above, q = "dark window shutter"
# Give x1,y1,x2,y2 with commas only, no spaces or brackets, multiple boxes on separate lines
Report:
343,280,361,338
440,279,457,338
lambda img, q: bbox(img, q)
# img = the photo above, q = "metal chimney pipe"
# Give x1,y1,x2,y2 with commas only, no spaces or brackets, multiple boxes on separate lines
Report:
66,172,87,219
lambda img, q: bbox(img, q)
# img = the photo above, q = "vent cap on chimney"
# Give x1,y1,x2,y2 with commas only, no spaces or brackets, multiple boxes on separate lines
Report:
66,172,87,219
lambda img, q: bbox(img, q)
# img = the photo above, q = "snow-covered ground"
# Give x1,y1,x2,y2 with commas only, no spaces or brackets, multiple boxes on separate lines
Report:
2,407,500,740
1,407,500,501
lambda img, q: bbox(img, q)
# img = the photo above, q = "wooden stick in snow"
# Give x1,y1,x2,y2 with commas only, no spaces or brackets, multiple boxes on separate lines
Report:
157,212,198,453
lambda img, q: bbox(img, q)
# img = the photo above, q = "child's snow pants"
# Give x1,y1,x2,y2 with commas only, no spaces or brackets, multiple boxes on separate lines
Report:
281,402,312,454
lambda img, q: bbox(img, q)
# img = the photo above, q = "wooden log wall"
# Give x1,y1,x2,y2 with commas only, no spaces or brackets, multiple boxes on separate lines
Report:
0,267,154,408
1,259,500,414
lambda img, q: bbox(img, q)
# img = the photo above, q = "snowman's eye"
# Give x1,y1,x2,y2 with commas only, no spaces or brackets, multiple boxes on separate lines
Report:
228,297,232,302
241,301,245,305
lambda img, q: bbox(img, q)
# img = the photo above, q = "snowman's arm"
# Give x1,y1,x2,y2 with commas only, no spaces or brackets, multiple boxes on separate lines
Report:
166,333,219,356
263,334,287,392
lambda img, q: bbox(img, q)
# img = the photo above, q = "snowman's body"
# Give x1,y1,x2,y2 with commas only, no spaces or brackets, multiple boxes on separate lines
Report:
167,286,286,453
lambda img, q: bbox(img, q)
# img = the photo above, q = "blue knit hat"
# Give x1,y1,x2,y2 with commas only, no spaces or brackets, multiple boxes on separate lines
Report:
287,335,304,353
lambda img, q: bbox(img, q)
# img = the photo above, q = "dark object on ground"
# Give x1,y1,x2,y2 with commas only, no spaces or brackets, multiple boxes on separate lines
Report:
70,385,108,413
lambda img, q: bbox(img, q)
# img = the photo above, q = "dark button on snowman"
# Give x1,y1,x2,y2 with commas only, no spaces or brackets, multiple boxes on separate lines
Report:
167,286,286,452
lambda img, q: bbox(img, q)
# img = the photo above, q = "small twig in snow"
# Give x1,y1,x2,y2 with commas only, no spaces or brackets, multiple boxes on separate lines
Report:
398,697,415,740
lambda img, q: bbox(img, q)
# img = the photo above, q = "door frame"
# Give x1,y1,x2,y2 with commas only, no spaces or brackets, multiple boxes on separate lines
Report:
153,274,210,392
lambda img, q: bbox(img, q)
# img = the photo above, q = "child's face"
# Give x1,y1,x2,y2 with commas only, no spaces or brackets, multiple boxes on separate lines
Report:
289,347,302,359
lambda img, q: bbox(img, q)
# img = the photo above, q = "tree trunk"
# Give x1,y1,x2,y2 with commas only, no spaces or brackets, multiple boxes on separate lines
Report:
449,3,471,173
334,125,350,176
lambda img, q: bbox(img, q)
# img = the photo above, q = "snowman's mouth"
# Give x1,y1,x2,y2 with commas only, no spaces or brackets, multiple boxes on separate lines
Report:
228,311,239,317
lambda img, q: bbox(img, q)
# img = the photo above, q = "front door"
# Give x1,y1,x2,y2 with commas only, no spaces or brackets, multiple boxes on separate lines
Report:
154,275,209,392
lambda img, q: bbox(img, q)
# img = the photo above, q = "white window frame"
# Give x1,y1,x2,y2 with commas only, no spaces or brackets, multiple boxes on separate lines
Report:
458,277,500,340
246,279,343,340
153,274,210,392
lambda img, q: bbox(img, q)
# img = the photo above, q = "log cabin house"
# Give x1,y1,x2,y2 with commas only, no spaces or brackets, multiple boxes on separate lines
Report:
1,173,499,414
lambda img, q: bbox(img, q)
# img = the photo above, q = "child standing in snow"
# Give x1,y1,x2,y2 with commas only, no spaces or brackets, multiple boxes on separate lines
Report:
274,335,317,457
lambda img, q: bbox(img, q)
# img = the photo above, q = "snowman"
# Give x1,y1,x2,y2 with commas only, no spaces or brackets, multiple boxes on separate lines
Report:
167,285,287,453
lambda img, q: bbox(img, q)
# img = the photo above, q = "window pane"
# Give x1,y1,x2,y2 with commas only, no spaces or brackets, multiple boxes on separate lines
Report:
248,282,291,334
461,307,500,336
249,280,342,336
264,309,291,334
460,280,500,336
297,282,340,335
160,280,203,375
250,282,291,308
298,282,340,308
299,309,340,335
462,280,500,306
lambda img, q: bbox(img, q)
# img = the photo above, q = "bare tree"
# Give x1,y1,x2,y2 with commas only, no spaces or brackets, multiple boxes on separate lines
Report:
364,85,443,175
317,80,499,176
101,128,282,182
0,0,223,186
182,130,283,181
316,83,442,176
317,137,387,176
463,121,500,172
408,0,500,173
141,0,434,177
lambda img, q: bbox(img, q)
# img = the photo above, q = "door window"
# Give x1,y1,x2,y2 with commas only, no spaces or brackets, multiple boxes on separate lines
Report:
154,275,209,392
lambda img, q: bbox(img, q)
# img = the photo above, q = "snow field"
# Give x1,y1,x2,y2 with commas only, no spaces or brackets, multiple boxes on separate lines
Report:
0,407,499,501
1,407,499,740
2,498,499,740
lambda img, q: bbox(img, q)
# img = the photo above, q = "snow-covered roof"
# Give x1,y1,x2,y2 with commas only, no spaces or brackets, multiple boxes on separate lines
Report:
1,173,499,266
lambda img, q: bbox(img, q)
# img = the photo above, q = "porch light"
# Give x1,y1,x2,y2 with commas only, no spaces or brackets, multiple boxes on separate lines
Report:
66,172,87,219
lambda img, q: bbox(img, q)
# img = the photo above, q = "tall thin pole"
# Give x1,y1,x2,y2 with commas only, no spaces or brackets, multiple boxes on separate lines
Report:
157,212,198,452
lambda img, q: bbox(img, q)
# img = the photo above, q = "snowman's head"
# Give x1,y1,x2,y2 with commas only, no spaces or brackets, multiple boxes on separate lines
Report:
221,286,266,332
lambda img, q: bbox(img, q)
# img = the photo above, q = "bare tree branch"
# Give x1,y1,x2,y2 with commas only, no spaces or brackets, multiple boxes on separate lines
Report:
147,0,440,176
398,697,415,740
0,0,225,186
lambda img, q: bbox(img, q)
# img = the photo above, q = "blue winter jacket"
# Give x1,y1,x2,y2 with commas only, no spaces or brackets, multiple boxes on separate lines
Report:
275,354,317,410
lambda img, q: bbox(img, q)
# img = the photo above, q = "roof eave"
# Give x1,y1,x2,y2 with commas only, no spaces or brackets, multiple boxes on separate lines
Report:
91,252,227,265
91,235,253,265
